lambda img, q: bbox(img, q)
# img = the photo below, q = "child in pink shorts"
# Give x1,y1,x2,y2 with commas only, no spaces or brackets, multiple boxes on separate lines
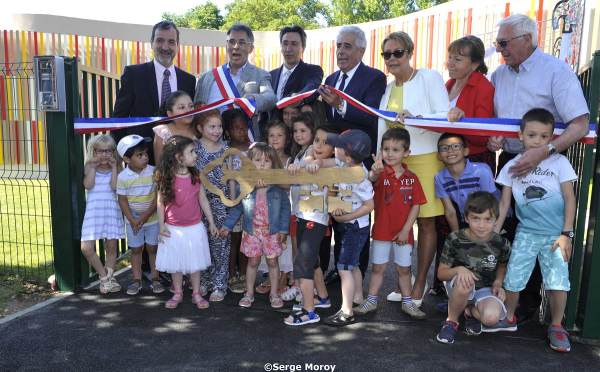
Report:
220,143,291,308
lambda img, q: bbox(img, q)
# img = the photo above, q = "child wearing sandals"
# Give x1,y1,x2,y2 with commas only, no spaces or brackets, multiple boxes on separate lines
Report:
284,118,339,326
154,136,218,309
255,120,293,296
308,129,374,327
220,143,291,308
222,109,251,295
81,134,125,293
116,135,162,295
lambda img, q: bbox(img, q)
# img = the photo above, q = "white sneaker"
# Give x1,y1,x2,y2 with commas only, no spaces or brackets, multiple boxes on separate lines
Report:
296,288,317,303
387,275,417,302
281,286,301,301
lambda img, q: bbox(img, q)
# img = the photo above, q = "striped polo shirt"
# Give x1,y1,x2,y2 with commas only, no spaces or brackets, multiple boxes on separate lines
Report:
116,165,158,225
434,160,500,215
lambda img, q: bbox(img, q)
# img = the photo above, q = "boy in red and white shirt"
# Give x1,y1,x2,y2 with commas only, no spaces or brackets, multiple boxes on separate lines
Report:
354,128,427,319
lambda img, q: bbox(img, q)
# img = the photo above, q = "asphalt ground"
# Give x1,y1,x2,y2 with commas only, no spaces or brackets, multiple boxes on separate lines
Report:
1,247,599,372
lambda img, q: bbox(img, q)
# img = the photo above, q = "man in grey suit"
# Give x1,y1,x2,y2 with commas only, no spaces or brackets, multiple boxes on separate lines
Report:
194,23,276,140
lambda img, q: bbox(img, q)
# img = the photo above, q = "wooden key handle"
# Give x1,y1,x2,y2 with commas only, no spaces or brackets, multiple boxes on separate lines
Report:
200,148,367,208
200,148,252,207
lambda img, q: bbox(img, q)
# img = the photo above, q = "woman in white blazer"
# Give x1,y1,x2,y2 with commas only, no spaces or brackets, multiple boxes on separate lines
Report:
377,31,450,308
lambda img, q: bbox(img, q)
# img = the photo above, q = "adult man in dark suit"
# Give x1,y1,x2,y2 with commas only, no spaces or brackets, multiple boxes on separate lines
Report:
111,21,196,286
112,20,196,166
319,25,387,285
261,26,323,124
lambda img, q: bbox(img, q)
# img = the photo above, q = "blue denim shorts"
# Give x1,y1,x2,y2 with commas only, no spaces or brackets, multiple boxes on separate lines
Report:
503,230,570,292
337,221,369,271
125,221,159,248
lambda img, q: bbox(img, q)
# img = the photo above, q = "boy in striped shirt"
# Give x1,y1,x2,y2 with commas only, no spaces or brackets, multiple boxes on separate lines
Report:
117,135,162,295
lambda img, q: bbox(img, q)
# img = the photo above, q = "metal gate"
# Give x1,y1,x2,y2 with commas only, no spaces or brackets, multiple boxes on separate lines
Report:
0,62,54,282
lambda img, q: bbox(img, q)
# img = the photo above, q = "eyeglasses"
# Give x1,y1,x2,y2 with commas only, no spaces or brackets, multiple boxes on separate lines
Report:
227,39,252,47
438,143,464,153
381,49,408,60
493,35,524,48
94,149,114,155
231,125,248,133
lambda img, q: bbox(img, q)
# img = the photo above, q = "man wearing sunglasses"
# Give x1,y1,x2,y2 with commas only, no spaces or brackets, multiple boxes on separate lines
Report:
487,14,589,326
195,23,276,140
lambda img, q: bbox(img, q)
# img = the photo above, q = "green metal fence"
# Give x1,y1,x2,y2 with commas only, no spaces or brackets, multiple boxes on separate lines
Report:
46,59,125,291
574,50,600,339
0,62,54,282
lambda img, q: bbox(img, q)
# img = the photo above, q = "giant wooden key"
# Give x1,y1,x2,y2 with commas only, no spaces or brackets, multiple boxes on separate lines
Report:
200,148,366,212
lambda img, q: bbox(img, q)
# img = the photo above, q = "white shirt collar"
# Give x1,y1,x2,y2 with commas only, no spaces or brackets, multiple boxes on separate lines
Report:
339,61,362,81
153,59,175,77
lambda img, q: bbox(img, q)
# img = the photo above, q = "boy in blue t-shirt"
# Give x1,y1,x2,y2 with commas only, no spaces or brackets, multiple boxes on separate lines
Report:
495,108,577,352
434,132,500,232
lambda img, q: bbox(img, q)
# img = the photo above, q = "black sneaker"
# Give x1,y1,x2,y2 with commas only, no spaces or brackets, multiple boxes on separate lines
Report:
437,320,458,344
464,311,482,335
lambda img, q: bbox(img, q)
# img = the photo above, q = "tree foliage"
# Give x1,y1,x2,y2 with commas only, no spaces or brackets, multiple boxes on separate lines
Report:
162,1,224,30
325,0,449,26
163,0,451,31
222,0,327,31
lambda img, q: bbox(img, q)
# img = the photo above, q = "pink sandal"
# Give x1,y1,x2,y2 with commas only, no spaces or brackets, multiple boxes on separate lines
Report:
165,292,183,309
192,292,209,309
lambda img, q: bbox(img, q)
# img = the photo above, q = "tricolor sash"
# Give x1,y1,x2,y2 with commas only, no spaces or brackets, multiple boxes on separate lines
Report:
74,97,257,134
275,87,595,145
212,64,256,141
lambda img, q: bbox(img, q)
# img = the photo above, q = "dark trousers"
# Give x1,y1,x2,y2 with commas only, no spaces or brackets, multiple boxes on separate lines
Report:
497,150,542,316
319,231,332,274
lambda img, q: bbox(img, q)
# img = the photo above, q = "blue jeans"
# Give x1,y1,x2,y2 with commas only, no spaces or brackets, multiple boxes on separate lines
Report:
337,221,369,271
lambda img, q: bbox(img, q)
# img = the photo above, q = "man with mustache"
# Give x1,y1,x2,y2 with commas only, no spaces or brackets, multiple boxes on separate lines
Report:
486,14,589,326
112,21,196,166
195,23,276,140
319,26,387,285
262,25,324,122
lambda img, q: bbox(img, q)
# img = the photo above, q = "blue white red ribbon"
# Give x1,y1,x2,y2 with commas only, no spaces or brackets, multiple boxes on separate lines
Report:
276,86,595,145
74,97,256,135
212,64,255,142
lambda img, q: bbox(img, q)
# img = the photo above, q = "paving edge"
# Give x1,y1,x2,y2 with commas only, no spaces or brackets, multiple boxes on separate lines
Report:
0,266,132,326
0,292,73,326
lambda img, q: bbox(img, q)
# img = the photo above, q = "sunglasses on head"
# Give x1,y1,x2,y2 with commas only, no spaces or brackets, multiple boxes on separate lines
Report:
381,49,408,60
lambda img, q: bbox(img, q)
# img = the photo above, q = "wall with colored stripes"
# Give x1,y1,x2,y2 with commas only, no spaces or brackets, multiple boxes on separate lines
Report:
1,0,597,166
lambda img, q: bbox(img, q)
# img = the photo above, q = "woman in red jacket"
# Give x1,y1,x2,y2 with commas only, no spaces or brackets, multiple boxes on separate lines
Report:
446,35,496,174
431,36,497,299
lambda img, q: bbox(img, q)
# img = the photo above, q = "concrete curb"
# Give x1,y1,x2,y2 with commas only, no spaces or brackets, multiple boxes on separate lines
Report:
0,266,132,326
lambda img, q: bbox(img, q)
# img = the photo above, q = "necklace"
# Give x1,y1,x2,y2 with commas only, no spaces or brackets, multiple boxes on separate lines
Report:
396,67,415,87
174,169,189,175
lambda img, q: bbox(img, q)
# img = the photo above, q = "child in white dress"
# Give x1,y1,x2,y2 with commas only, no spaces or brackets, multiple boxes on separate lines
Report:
81,135,125,293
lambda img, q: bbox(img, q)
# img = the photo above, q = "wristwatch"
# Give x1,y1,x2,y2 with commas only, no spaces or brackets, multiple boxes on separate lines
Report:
561,230,574,239
547,143,556,156
336,101,345,111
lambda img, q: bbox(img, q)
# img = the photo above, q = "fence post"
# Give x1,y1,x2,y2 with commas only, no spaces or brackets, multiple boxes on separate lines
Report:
46,57,84,292
577,50,600,339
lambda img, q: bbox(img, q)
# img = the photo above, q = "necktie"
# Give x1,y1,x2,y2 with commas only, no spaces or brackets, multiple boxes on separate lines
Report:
338,73,348,92
334,73,348,119
279,70,291,100
161,69,171,105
